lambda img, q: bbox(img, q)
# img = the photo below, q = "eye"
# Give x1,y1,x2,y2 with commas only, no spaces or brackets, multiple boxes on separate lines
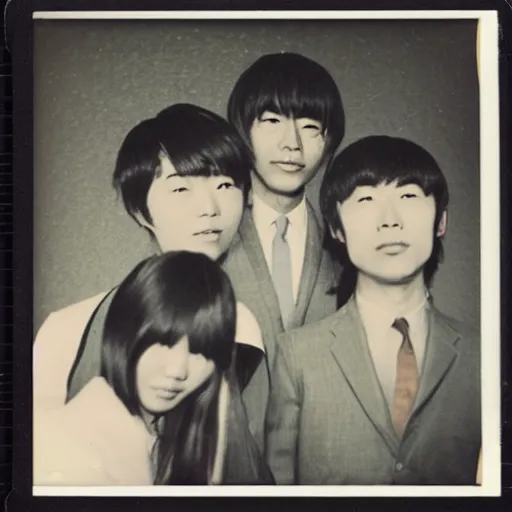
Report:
357,196,373,203
171,186,188,193
218,180,235,190
300,121,322,132
259,112,281,124
401,193,418,199
297,118,323,135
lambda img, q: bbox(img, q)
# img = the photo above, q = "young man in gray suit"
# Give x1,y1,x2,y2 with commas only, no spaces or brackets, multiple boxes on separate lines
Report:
223,53,345,451
265,135,481,484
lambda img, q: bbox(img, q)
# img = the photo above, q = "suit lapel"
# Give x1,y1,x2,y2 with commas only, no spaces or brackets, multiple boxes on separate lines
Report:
329,299,399,454
412,306,460,416
289,202,322,329
236,208,284,363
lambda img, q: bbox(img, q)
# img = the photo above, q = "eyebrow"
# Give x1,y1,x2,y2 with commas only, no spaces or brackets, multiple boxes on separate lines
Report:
164,172,183,180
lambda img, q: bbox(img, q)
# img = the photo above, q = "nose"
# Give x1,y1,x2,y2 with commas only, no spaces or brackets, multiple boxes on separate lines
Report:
195,185,220,218
163,338,189,381
377,200,403,231
278,118,302,152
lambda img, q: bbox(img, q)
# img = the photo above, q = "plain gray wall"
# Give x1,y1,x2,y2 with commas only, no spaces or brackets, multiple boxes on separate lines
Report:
33,18,480,331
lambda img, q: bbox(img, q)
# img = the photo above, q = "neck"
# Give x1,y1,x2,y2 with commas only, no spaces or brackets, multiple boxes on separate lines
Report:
355,272,426,315
251,172,304,214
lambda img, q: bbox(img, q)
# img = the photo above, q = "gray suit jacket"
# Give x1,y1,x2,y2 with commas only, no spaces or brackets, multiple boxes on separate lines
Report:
265,297,481,485
222,202,339,450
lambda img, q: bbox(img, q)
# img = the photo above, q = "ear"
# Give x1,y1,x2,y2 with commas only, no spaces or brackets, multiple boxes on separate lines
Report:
436,210,448,237
329,224,345,244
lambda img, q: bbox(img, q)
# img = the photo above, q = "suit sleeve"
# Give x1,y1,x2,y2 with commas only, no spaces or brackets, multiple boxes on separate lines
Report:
265,333,302,484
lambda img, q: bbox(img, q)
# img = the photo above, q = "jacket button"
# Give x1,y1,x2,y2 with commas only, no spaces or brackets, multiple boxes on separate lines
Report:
396,462,404,471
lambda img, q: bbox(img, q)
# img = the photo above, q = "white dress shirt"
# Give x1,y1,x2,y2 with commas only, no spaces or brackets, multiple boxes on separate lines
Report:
356,292,429,410
251,194,308,303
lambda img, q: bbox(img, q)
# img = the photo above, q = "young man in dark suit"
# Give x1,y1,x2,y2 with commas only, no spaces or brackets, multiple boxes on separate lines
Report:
265,135,481,484
222,53,345,451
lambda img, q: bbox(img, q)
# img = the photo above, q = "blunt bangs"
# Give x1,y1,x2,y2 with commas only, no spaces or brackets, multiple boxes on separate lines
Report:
156,104,252,192
137,257,236,372
114,104,252,227
101,251,237,415
251,79,332,131
321,136,449,232
228,53,345,156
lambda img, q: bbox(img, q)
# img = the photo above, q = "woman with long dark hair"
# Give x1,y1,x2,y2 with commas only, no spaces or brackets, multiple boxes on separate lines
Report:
35,251,236,485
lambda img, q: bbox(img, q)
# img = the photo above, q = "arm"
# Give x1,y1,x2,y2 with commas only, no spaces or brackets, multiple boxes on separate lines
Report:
265,333,301,485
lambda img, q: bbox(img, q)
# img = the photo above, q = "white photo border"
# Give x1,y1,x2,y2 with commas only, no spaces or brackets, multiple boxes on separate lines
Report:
31,9,501,498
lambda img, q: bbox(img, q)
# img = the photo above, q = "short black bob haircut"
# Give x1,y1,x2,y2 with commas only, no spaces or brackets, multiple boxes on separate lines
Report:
320,135,449,305
113,103,252,226
227,52,345,164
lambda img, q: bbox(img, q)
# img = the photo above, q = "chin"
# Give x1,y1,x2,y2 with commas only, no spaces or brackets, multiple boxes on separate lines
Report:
267,180,307,197
200,246,223,261
374,268,424,286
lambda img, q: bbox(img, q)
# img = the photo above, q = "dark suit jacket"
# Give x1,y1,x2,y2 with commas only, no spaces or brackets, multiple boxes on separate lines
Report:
265,297,481,485
222,202,340,451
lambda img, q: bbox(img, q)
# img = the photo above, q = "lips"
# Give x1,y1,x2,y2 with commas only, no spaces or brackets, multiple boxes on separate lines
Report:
153,385,185,400
376,242,410,254
272,160,305,172
193,229,222,241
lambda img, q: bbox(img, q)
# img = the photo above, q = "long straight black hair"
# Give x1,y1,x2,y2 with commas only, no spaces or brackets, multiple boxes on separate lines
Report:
100,251,236,484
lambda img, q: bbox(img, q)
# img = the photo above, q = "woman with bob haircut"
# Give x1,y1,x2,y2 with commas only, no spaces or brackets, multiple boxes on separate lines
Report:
36,251,242,485
33,104,273,484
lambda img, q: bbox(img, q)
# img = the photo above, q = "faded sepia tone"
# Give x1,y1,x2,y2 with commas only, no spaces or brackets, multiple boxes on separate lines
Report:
33,19,480,331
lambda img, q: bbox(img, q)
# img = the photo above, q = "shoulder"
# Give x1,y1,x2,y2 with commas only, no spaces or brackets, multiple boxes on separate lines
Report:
433,307,479,338
278,308,341,355
38,291,109,335
432,306,480,351
235,301,264,352
34,290,111,358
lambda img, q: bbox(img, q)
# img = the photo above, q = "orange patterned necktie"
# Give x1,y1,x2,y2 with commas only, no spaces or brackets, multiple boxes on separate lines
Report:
391,317,419,438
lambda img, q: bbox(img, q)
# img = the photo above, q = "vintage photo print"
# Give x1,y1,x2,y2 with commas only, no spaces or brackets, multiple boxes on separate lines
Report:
26,9,500,498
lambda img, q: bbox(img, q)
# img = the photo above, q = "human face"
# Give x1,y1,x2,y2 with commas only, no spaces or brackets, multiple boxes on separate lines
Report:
142,156,244,260
249,111,326,197
335,182,446,285
136,336,215,417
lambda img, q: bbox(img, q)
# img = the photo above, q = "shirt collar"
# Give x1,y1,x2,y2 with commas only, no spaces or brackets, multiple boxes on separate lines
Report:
356,290,429,340
252,193,307,232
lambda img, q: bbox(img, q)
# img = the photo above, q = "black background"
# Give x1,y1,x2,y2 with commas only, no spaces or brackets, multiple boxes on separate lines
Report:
3,0,511,510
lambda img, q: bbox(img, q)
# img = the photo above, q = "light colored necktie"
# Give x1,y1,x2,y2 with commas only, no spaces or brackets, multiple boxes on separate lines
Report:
391,317,419,438
272,215,294,329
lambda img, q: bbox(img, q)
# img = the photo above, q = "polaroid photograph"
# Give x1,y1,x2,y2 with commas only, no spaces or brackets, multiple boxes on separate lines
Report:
9,6,501,501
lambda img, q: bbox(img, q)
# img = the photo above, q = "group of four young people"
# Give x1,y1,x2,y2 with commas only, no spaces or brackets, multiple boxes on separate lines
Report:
33,52,481,486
